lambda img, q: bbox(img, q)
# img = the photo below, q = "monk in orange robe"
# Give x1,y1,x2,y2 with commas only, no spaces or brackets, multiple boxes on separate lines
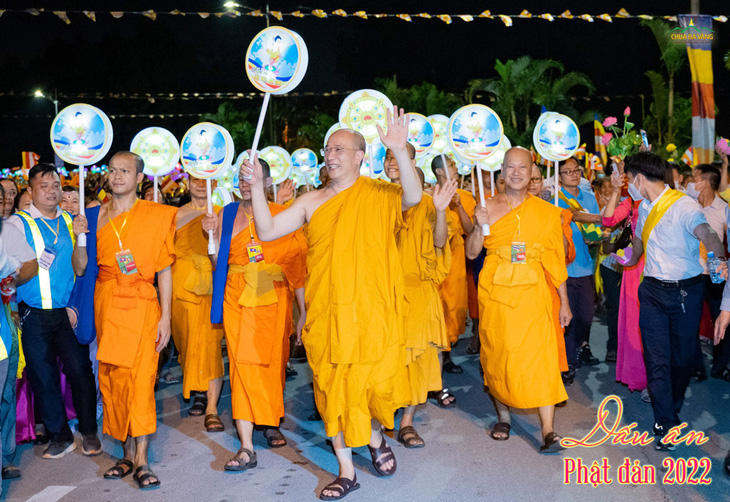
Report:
465,148,572,453
243,109,422,500
171,176,224,429
385,145,456,448
527,164,575,375
72,151,176,489
203,159,307,471
431,155,476,375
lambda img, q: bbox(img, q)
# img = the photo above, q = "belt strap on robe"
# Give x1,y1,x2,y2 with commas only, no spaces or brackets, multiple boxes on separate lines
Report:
178,254,214,296
228,262,285,307
97,269,158,309
485,244,545,308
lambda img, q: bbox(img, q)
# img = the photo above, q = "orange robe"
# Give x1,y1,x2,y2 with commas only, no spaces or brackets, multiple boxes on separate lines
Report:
396,194,451,406
222,204,306,426
440,189,477,344
171,210,224,399
303,177,405,447
478,195,568,408
95,200,176,441
550,209,575,372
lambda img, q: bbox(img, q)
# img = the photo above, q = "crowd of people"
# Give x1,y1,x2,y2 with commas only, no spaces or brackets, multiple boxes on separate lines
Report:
0,109,729,499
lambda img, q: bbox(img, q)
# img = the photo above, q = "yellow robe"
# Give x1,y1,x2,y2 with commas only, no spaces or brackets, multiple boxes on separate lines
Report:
171,210,224,399
397,194,451,406
478,195,568,408
95,200,177,441
303,177,405,447
440,189,476,344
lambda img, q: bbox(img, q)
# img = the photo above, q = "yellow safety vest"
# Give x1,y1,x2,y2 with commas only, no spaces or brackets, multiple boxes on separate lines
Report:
17,210,75,309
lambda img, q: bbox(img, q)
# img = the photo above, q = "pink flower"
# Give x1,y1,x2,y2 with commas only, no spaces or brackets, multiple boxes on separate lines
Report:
623,106,631,116
601,132,613,146
602,116,618,127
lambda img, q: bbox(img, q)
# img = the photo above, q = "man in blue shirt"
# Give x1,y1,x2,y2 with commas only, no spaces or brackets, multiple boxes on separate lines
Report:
8,164,100,459
558,158,602,384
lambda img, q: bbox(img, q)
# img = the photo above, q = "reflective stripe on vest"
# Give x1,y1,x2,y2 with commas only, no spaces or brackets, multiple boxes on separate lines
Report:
17,210,75,309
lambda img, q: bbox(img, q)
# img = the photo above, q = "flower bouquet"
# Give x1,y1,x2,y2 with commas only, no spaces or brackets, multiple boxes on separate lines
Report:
601,107,642,159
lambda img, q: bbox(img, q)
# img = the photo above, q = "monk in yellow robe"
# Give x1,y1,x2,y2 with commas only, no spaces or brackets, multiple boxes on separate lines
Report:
431,155,476,375
171,176,224,429
385,144,456,448
466,147,572,454
73,151,176,489
527,164,575,375
243,109,422,500
202,159,307,471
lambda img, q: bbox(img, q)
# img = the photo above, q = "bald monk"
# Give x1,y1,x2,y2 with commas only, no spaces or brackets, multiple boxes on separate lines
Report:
171,176,224,429
527,164,575,377
431,155,476,375
242,107,422,500
465,147,572,453
72,151,176,489
385,144,456,448
203,158,306,471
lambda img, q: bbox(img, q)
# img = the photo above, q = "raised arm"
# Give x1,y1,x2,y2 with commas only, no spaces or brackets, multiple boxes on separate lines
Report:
72,214,89,276
378,107,422,211
433,179,457,248
241,154,307,242
465,205,488,260
602,170,629,225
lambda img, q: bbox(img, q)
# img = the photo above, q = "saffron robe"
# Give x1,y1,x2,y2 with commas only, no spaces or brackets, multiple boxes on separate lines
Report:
94,200,176,441
396,194,451,406
303,177,406,447
221,203,306,426
440,189,477,344
478,195,568,408
171,210,224,399
550,209,576,373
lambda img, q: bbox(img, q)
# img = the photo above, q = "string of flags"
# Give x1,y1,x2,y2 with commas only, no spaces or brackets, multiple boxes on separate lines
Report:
0,8,726,26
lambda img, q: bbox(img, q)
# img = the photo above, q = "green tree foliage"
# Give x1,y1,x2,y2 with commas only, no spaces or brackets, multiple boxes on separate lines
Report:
375,76,464,116
201,102,256,154
466,56,594,145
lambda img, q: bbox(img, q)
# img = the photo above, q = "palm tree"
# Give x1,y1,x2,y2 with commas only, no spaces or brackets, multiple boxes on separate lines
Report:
641,19,687,141
467,56,594,144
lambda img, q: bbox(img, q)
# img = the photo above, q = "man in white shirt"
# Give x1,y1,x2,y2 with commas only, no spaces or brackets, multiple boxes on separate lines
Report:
686,164,729,381
621,152,726,451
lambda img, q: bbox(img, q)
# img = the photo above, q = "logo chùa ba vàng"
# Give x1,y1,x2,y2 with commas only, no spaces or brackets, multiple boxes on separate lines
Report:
671,19,714,42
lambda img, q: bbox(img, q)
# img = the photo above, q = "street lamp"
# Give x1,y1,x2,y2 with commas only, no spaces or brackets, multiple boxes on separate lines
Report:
34,88,59,116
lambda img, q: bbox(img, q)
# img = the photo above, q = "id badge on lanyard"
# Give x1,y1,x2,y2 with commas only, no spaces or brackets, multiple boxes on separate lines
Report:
511,242,527,264
115,249,139,274
246,240,265,263
39,248,57,270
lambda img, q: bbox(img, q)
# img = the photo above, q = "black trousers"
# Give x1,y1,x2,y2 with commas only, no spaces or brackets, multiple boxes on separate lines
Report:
700,275,730,373
600,266,622,353
19,304,97,442
638,276,704,430
564,275,596,367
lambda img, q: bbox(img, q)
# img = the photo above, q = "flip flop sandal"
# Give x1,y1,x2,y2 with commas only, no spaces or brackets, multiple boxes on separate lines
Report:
319,475,360,500
490,422,511,441
204,414,225,433
188,395,207,417
397,426,425,449
224,447,257,472
133,465,161,490
263,427,287,448
540,432,566,453
443,361,464,374
367,434,397,477
428,388,456,408
104,459,134,480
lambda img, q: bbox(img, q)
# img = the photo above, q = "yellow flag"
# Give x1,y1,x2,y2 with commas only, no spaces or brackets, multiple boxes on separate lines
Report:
539,13,554,22
458,15,474,22
353,11,367,19
170,10,184,16
142,10,157,21
418,13,432,19
519,10,532,18
197,12,207,18
615,8,630,18
479,10,493,18
560,10,573,19
249,10,263,17
438,14,452,24
291,11,304,18
579,14,594,22
598,14,612,22
397,14,412,22
499,15,512,27
638,15,653,20
312,9,328,18
53,11,70,24
332,9,347,17
83,10,96,21
374,13,387,19
270,10,283,20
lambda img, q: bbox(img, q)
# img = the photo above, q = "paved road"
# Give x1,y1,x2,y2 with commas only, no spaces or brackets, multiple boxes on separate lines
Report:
4,320,730,501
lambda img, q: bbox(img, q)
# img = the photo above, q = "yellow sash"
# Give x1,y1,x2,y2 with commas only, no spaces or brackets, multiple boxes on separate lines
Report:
641,189,685,248
228,262,285,307
558,192,603,242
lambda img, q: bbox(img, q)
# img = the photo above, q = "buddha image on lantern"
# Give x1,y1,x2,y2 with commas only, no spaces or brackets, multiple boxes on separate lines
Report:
52,107,108,162
407,116,434,156
182,127,227,174
450,109,501,157
538,118,579,158
247,30,298,90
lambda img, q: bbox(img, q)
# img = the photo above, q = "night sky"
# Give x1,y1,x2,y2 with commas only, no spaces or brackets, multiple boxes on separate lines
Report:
1,0,728,167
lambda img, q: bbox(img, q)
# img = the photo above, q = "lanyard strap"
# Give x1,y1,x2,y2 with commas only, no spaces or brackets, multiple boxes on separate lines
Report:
504,196,523,238
39,217,61,246
108,200,138,250
244,210,255,241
